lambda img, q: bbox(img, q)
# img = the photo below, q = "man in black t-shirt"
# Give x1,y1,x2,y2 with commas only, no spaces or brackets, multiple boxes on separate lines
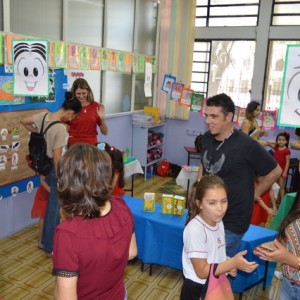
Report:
197,93,282,257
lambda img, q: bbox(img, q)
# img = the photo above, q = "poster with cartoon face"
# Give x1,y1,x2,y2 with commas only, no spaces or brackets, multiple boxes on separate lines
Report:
278,44,300,127
13,40,49,96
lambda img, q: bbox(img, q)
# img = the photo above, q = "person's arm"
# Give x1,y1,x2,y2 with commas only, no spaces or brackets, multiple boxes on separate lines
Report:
256,197,276,216
53,147,63,173
254,239,299,269
290,141,300,150
97,104,108,135
266,140,276,149
197,163,203,181
191,250,258,280
269,188,277,215
20,116,38,133
40,175,50,193
254,164,282,200
282,155,290,179
54,276,78,300
241,119,251,135
129,232,137,260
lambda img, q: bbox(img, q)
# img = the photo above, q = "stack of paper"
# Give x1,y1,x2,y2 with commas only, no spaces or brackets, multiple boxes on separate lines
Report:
132,113,155,126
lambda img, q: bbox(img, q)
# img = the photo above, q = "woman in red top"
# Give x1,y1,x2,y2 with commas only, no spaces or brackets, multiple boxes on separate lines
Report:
67,78,108,146
268,132,291,203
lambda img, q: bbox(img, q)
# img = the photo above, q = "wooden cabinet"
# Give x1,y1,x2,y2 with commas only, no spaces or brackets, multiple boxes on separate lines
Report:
132,124,165,179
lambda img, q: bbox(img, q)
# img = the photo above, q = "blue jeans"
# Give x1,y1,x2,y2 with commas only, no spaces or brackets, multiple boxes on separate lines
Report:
42,166,60,254
225,229,244,257
280,276,300,300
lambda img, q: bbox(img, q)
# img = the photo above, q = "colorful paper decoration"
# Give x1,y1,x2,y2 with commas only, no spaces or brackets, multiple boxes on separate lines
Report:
48,41,54,68
179,87,194,107
90,48,100,70
200,98,208,116
0,75,25,105
161,74,176,94
109,50,117,72
236,107,246,126
117,51,125,72
0,33,3,65
170,82,184,100
101,49,109,71
67,44,79,69
138,55,145,73
262,110,277,130
79,46,90,70
6,34,22,65
132,53,139,73
54,42,67,69
190,93,204,112
125,53,132,73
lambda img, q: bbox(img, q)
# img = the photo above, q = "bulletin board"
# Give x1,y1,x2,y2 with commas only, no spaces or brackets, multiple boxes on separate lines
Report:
0,109,46,186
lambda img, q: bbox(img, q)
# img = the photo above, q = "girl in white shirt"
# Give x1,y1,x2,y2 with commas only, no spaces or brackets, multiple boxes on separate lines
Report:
181,175,258,300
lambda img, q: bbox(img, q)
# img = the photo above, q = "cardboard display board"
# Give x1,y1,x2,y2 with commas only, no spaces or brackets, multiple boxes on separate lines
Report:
0,109,46,186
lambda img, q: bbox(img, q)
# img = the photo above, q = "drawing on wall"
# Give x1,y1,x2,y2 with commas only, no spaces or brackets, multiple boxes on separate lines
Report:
278,44,300,127
13,40,49,96
0,75,25,105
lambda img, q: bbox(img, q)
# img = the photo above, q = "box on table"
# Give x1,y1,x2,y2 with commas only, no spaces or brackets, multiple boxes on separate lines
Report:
173,195,186,216
162,194,174,214
143,192,156,212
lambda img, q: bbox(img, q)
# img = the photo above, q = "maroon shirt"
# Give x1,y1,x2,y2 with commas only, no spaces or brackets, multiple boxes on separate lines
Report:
52,196,133,300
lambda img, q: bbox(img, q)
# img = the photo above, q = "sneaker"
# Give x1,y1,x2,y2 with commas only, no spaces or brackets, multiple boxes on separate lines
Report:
274,270,283,280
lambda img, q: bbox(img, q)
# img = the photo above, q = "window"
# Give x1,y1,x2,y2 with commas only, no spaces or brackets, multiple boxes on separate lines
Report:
264,40,300,110
195,0,259,27
272,0,300,25
10,0,62,40
192,40,255,107
191,41,210,97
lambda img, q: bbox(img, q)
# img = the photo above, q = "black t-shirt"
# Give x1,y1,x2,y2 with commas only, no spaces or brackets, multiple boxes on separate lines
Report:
200,129,277,234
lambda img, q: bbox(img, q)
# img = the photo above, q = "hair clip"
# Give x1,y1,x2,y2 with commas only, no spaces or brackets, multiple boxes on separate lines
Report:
110,146,116,151
97,142,106,151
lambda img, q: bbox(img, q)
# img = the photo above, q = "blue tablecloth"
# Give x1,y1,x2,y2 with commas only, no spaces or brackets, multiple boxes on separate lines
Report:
123,195,277,293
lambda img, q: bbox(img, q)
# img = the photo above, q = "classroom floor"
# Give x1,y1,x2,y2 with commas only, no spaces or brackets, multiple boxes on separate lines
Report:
0,175,282,300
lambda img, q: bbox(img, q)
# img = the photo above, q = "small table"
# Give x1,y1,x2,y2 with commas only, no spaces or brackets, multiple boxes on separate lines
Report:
184,146,201,165
124,158,144,196
123,195,277,292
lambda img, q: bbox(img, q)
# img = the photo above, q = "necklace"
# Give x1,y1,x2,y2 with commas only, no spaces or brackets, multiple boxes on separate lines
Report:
215,129,235,151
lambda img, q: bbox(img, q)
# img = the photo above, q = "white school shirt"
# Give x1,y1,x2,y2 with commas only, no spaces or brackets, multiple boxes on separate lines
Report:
182,215,227,284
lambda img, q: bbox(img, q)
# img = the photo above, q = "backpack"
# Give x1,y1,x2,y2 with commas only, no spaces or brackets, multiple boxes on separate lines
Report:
27,113,61,176
194,134,203,153
157,159,171,177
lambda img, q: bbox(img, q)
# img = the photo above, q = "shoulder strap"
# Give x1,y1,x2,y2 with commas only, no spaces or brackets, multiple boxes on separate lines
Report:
42,121,62,136
40,113,48,134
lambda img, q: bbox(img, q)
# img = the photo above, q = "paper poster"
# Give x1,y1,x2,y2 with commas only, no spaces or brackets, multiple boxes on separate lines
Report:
5,34,22,65
236,107,246,126
179,87,194,107
262,110,277,130
0,33,3,65
79,46,90,70
101,49,109,71
0,75,25,105
278,44,300,127
161,74,176,94
144,62,152,97
170,82,184,100
29,77,55,103
190,93,204,112
90,48,100,70
13,40,49,96
48,41,54,68
54,42,67,69
200,98,208,117
109,50,117,72
125,53,132,73
138,55,145,73
132,54,139,73
117,52,125,72
67,44,79,69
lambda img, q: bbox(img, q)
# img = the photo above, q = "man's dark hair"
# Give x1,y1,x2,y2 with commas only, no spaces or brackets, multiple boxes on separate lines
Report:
61,96,82,114
206,93,235,117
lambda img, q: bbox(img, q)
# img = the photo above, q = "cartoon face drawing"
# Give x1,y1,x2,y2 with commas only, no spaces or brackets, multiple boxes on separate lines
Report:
13,41,48,96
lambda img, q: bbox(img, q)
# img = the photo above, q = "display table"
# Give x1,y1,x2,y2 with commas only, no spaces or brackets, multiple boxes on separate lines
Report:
123,195,277,293
124,158,144,196
268,192,296,230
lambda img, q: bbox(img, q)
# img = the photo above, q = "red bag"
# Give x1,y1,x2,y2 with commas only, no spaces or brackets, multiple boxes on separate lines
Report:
157,159,171,177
